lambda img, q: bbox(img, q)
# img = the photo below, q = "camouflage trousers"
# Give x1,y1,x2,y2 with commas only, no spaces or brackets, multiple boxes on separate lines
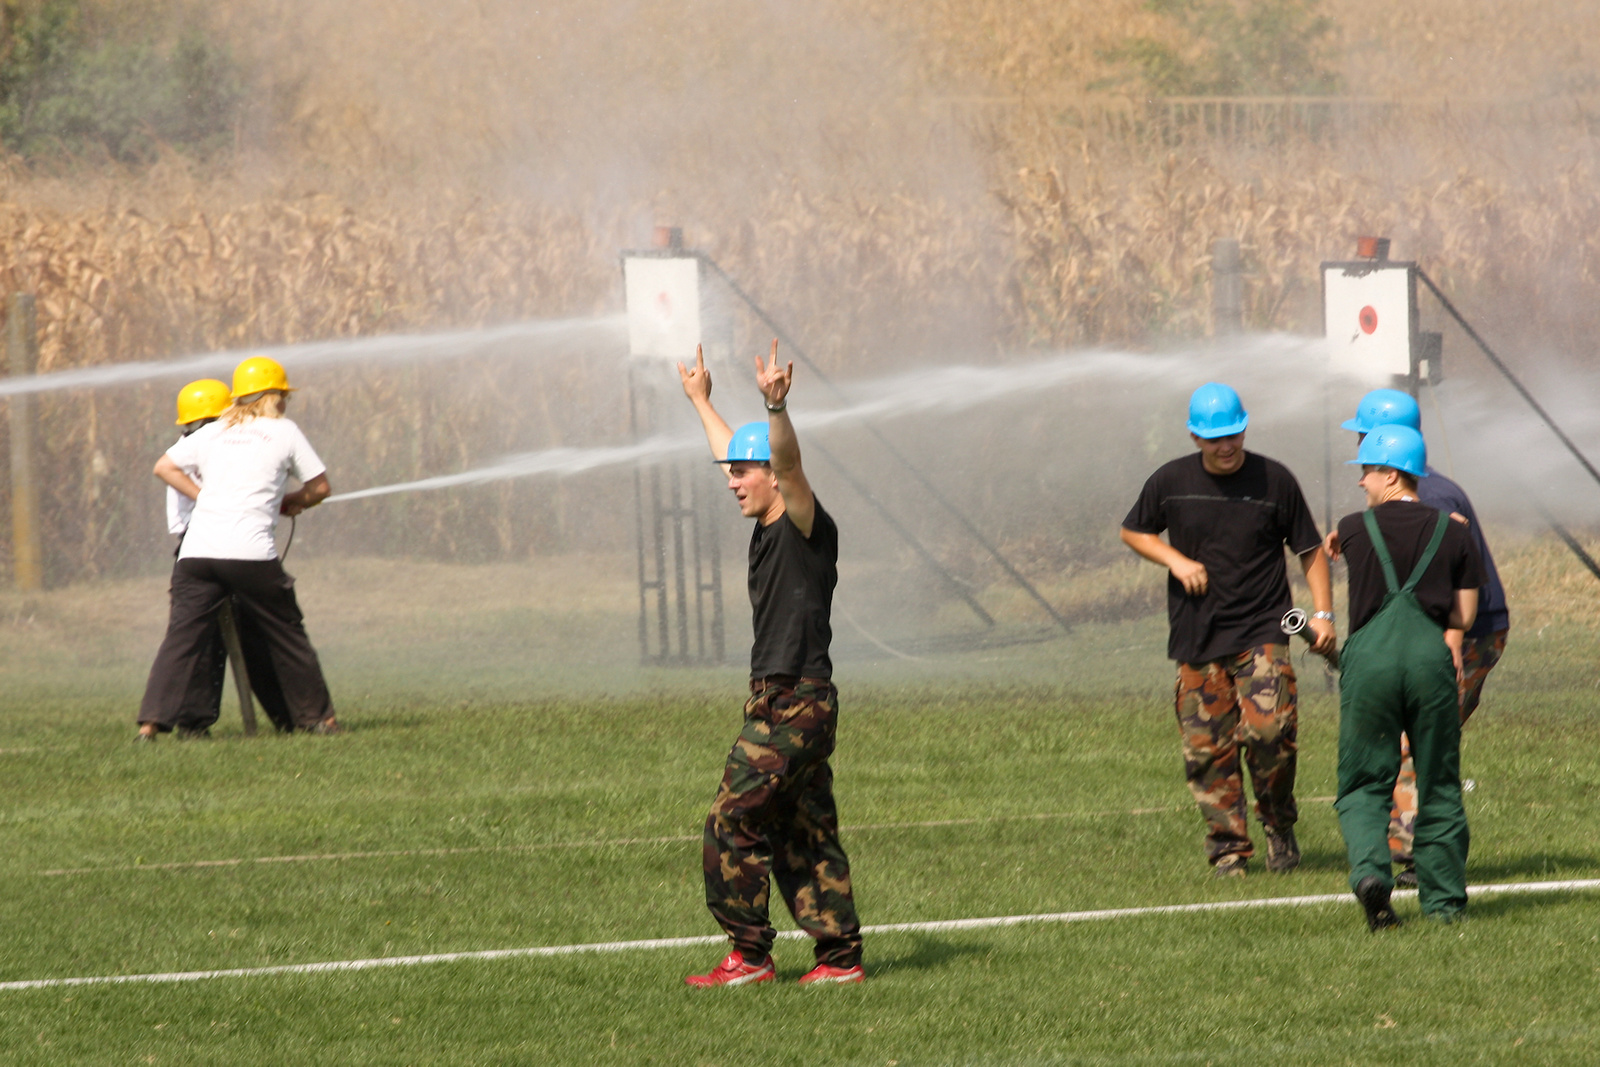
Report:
1174,644,1299,865
702,677,862,968
1389,628,1508,864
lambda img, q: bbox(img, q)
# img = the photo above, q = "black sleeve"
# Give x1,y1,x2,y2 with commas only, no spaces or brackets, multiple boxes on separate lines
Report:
1450,522,1484,591
804,500,838,549
1337,512,1365,552
1122,470,1167,534
1279,474,1323,556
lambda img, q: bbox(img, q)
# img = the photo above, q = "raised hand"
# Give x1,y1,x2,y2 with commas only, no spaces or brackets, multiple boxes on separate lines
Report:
678,344,712,404
754,338,792,409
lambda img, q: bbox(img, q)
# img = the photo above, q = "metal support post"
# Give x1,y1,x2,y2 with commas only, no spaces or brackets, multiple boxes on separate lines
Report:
628,361,725,665
670,468,690,658
7,294,42,591
687,460,724,662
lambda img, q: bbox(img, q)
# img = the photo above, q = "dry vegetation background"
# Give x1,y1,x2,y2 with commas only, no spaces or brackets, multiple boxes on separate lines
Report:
4,0,1600,594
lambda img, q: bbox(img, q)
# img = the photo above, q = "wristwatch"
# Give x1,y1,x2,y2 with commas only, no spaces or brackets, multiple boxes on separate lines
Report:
1312,611,1335,622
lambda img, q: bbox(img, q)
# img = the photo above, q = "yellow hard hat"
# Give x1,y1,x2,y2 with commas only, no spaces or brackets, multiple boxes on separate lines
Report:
175,379,233,425
231,356,294,398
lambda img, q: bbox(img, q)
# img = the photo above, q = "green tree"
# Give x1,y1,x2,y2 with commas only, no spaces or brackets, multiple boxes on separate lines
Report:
1105,0,1342,96
0,0,243,163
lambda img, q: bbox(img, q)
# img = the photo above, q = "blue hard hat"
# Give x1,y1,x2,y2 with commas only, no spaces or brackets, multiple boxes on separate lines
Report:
1187,383,1249,438
721,422,771,463
1342,388,1421,434
1348,423,1429,478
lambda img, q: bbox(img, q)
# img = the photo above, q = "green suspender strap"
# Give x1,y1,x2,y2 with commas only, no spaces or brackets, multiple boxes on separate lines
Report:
1360,508,1452,595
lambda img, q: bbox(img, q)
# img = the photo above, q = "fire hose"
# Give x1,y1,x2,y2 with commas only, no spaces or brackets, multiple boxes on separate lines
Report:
1282,608,1339,670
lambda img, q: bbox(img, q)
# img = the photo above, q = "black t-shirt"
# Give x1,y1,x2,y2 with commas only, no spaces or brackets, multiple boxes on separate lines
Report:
1123,452,1323,663
1417,468,1509,637
1337,501,1483,633
749,498,837,680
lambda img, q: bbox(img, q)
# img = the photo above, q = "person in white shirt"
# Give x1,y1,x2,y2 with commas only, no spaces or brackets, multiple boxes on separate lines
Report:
166,380,231,539
138,357,339,740
164,379,294,737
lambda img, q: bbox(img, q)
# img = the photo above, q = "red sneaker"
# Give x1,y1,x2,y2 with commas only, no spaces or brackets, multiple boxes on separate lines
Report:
797,962,864,986
684,951,775,988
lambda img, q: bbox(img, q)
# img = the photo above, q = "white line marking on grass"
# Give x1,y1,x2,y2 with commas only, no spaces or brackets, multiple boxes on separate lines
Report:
47,798,1319,877
36,835,702,876
3,878,1596,993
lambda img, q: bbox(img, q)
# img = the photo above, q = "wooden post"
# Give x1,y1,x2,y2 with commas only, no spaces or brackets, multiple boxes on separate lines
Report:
1212,238,1243,337
217,602,259,736
8,294,43,591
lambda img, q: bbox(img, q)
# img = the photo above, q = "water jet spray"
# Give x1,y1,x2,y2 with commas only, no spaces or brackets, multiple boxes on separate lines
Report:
1323,240,1600,585
696,250,1068,632
0,317,624,399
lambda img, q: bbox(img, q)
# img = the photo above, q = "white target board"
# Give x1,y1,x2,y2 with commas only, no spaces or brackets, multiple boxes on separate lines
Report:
624,256,701,361
1322,263,1415,378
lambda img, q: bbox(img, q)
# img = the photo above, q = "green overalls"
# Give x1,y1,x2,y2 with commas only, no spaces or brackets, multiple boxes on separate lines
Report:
1335,510,1469,917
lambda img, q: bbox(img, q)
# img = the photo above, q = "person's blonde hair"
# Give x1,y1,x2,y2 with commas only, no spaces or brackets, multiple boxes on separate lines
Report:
224,391,287,426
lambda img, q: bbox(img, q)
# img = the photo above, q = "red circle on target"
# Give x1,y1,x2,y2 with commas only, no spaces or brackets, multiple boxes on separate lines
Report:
1358,306,1379,334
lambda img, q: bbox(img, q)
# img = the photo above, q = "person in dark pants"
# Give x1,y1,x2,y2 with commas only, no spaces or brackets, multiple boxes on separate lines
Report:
1336,388,1509,887
138,356,338,740
677,340,863,988
1327,425,1480,929
1121,383,1336,878
165,379,294,737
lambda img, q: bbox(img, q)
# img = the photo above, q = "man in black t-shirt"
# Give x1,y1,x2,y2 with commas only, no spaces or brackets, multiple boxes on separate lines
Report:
1121,383,1336,877
676,341,863,988
1328,425,1480,928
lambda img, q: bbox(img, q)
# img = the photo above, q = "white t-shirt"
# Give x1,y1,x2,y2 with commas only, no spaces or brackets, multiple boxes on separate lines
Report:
166,433,200,535
166,416,326,561
166,485,196,536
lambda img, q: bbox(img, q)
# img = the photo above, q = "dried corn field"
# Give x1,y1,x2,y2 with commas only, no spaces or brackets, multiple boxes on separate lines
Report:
7,147,1600,584
994,151,1600,352
4,0,1600,586
0,189,1009,582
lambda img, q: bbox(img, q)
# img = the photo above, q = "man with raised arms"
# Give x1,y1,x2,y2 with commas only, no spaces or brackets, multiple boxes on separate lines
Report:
1120,383,1336,877
677,340,864,987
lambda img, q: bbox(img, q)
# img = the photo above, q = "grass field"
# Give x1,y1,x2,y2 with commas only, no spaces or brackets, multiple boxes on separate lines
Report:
1,555,1599,1064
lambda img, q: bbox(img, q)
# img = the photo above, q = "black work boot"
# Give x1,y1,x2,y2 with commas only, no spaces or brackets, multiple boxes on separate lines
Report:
1265,827,1301,873
1355,876,1402,931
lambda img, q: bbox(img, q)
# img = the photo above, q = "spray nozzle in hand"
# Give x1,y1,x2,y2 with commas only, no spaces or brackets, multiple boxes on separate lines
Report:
1283,608,1340,670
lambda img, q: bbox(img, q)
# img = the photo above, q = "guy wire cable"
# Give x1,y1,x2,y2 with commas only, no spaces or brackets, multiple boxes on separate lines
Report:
1417,269,1600,492
699,253,1071,633
1416,267,1600,585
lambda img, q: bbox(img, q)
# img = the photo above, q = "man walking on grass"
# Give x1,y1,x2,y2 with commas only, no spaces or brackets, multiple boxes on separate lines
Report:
1338,389,1509,889
1120,383,1336,877
677,340,864,987
1325,425,1479,929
